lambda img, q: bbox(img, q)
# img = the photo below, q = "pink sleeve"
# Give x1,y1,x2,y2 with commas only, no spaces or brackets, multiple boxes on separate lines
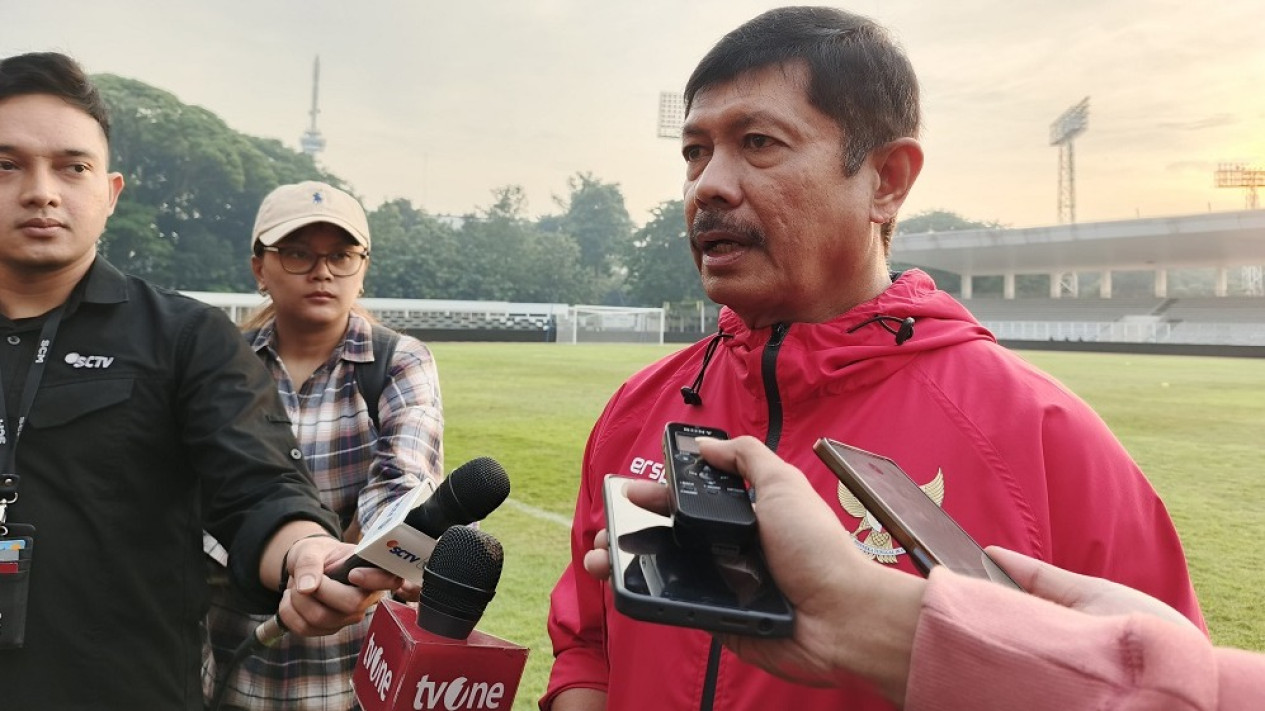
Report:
906,570,1265,711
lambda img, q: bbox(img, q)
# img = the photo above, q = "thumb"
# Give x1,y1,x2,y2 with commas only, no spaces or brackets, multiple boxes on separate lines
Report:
288,539,330,594
697,436,780,488
986,546,1091,606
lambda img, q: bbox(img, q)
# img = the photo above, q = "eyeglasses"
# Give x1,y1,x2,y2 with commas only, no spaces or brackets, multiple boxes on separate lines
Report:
261,246,369,277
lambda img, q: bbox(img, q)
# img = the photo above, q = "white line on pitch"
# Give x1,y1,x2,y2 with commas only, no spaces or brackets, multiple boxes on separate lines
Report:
503,497,573,528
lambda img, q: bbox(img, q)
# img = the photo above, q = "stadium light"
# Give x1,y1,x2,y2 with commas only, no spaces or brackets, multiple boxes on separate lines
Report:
657,91,685,140
1050,97,1090,224
1215,162,1265,210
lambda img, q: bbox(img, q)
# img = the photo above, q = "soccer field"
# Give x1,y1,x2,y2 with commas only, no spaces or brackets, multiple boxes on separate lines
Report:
427,343,1265,709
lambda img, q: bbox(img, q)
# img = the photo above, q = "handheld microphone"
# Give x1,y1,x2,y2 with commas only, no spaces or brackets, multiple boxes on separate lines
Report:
416,525,504,640
352,526,526,709
329,456,511,583
232,458,510,685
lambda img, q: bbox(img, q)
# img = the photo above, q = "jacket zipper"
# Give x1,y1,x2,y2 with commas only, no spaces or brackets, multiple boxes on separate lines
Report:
761,322,789,452
697,321,789,711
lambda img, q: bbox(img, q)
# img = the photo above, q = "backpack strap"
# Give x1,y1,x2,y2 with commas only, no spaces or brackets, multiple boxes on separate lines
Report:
356,323,401,431
243,325,400,430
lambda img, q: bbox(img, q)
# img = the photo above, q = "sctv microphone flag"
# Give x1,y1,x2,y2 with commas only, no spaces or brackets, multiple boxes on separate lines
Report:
353,600,529,711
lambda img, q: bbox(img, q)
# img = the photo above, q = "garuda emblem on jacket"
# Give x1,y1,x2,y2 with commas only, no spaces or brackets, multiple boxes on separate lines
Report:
837,469,945,564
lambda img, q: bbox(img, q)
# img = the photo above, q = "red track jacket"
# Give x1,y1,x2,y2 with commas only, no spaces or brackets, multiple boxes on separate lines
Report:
544,270,1204,711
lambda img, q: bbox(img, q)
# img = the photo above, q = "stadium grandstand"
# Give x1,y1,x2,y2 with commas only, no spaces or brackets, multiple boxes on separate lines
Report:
891,208,1265,354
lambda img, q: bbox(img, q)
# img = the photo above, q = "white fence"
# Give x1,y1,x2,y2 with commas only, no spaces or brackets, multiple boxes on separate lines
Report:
182,292,664,344
984,321,1265,346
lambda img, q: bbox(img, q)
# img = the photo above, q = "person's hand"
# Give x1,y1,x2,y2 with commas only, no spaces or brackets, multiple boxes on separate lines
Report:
696,437,924,702
392,578,423,604
986,546,1196,629
581,478,670,580
585,437,925,704
278,536,401,637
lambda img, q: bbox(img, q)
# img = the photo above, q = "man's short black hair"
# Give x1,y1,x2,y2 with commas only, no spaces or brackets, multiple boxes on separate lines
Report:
0,52,111,141
684,6,920,177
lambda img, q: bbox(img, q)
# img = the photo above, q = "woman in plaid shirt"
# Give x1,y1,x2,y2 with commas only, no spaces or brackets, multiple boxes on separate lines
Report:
202,181,445,711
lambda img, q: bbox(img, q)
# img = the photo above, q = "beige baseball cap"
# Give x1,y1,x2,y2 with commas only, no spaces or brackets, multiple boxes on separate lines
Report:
251,181,371,251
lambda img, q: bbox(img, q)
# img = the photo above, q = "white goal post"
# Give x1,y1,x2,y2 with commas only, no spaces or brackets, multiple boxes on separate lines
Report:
556,305,665,344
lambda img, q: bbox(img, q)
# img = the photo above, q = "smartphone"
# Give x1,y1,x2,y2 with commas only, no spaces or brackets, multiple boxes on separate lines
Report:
812,438,1023,590
602,475,794,638
662,423,756,555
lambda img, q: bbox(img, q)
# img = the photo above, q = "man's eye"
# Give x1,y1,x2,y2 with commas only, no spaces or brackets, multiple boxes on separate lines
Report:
682,145,706,161
68,164,88,173
329,252,354,264
0,160,18,170
745,134,773,149
282,249,312,260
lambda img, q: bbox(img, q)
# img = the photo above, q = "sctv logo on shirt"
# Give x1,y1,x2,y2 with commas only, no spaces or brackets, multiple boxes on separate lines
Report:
64,352,115,369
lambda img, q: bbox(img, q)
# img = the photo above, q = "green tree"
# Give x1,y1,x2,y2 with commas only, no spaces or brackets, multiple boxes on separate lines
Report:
367,199,461,298
621,199,706,307
452,186,590,303
95,74,343,290
549,173,633,278
896,209,1004,235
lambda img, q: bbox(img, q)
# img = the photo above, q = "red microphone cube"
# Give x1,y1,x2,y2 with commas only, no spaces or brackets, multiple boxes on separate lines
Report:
354,599,529,711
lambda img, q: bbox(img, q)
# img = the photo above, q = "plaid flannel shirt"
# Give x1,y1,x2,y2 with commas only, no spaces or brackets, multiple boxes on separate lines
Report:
203,313,444,710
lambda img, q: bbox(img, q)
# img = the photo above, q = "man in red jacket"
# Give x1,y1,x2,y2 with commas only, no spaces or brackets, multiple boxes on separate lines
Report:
543,6,1204,711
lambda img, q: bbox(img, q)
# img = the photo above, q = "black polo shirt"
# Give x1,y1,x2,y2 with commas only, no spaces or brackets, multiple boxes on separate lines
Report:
0,257,337,710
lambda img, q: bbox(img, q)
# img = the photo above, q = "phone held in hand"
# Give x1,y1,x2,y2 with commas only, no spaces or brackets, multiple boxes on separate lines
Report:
602,474,795,638
812,438,1023,591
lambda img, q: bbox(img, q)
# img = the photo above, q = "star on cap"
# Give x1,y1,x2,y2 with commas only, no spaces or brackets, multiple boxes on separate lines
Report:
312,191,324,204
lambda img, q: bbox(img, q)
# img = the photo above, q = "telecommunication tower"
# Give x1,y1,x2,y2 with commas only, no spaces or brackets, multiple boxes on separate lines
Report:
1049,97,1090,225
657,91,685,140
300,56,326,157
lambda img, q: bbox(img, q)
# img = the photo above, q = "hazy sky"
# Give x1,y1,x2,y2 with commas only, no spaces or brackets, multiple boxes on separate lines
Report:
4,1,1263,228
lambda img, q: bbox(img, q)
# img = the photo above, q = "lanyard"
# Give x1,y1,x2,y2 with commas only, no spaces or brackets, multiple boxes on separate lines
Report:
0,304,66,479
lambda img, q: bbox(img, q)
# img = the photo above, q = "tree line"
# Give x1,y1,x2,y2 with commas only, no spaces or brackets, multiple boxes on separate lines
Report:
94,74,708,307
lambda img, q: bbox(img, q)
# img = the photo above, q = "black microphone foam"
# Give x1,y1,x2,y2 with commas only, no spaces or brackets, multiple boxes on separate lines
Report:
328,457,510,583
403,456,511,538
416,525,504,639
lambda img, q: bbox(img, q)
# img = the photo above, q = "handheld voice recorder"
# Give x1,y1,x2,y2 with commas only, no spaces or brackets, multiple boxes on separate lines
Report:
662,423,756,555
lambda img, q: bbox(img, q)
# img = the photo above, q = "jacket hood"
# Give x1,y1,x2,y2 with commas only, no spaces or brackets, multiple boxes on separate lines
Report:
692,269,995,403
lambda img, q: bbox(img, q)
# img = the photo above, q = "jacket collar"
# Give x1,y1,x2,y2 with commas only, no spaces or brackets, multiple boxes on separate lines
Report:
78,256,129,305
702,270,995,399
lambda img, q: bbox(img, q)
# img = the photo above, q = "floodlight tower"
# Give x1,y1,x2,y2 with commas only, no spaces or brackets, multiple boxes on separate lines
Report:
657,91,685,140
1215,163,1265,295
1049,97,1090,224
300,56,326,157
1215,162,1265,210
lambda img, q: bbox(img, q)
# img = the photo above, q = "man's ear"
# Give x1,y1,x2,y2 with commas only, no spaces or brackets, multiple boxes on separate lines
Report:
105,172,125,216
869,138,923,225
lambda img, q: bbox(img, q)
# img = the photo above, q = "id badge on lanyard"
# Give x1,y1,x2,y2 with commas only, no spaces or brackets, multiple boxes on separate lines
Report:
0,306,64,650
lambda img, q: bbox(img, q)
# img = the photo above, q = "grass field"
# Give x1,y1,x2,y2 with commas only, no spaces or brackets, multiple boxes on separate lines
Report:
427,343,1265,710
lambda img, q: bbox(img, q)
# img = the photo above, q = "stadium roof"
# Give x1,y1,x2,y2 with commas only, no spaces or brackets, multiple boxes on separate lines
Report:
892,209,1265,275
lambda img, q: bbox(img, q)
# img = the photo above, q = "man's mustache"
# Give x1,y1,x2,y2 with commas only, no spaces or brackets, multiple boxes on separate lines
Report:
689,211,766,248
